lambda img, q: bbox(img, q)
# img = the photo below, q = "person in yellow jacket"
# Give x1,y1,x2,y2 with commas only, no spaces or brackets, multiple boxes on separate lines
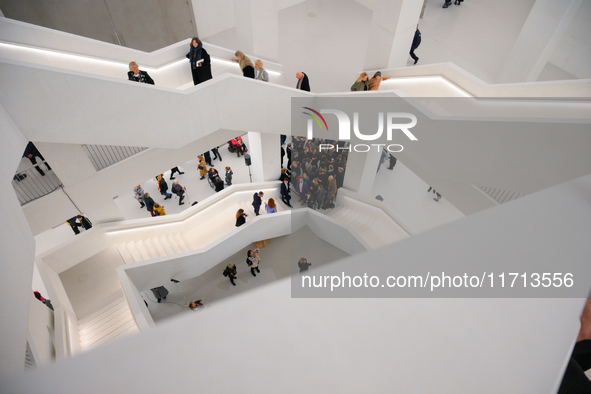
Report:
153,203,166,216
198,156,208,179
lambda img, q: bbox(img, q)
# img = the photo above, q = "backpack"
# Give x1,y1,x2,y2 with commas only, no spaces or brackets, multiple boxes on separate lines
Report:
246,257,252,267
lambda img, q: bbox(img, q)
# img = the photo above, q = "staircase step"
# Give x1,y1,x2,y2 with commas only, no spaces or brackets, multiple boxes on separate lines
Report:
159,236,175,255
116,244,135,265
83,314,138,351
135,241,151,261
126,242,143,263
79,304,130,342
78,297,127,331
167,235,183,254
143,239,160,259
78,292,125,326
150,238,168,257
174,234,190,252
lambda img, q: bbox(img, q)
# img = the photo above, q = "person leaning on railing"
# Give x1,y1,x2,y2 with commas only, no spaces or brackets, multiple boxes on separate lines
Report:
232,50,255,78
127,61,154,85
350,72,369,91
23,142,51,176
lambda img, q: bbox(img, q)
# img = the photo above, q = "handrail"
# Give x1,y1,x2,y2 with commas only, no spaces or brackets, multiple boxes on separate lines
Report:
13,160,63,205
0,17,283,71
371,62,591,98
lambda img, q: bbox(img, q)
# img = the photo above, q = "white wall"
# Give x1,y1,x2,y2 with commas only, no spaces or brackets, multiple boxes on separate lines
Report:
0,103,35,379
27,295,54,366
546,0,591,80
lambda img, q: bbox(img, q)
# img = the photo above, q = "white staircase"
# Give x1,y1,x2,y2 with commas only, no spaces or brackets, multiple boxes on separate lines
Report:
326,206,407,249
116,233,190,264
78,291,139,352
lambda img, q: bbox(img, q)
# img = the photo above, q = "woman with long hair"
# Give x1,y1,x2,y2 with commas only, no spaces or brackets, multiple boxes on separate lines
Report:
186,37,212,85
232,50,255,78
350,72,369,91
236,209,247,227
264,198,277,214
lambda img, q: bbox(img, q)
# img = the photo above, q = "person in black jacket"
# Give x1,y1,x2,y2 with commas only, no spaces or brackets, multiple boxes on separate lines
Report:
127,62,154,84
252,191,264,216
223,263,237,286
409,25,421,65
66,215,92,235
186,37,213,85
171,180,186,205
143,193,156,216
296,71,310,92
280,179,292,208
23,142,51,176
157,175,172,200
236,209,247,227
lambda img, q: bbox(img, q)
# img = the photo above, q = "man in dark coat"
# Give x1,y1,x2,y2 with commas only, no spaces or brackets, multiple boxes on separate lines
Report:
67,215,92,235
410,25,421,65
214,177,224,192
127,62,155,84
296,71,310,92
203,151,213,167
171,180,186,205
280,179,292,207
252,191,264,215
23,142,51,176
143,193,156,216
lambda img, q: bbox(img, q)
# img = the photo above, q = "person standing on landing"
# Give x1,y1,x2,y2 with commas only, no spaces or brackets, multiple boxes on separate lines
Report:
186,37,212,85
368,71,390,90
247,248,261,277
127,61,154,84
223,263,238,286
350,72,369,91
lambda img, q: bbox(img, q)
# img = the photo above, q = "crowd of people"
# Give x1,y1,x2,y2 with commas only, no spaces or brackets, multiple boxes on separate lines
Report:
125,33,429,96
284,136,349,211
132,137,244,217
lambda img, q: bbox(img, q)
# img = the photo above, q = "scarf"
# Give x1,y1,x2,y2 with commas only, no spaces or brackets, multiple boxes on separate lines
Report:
190,45,203,66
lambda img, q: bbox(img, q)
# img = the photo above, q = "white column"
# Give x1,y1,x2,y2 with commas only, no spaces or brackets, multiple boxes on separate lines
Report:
496,0,583,83
247,132,281,183
342,147,382,198
363,0,423,71
234,0,279,62
247,132,264,183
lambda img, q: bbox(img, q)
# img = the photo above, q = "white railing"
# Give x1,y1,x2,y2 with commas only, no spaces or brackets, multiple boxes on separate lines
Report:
82,144,148,171
13,160,62,205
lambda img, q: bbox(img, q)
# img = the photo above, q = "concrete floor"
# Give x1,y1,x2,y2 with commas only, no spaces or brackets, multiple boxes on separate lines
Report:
144,226,349,324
